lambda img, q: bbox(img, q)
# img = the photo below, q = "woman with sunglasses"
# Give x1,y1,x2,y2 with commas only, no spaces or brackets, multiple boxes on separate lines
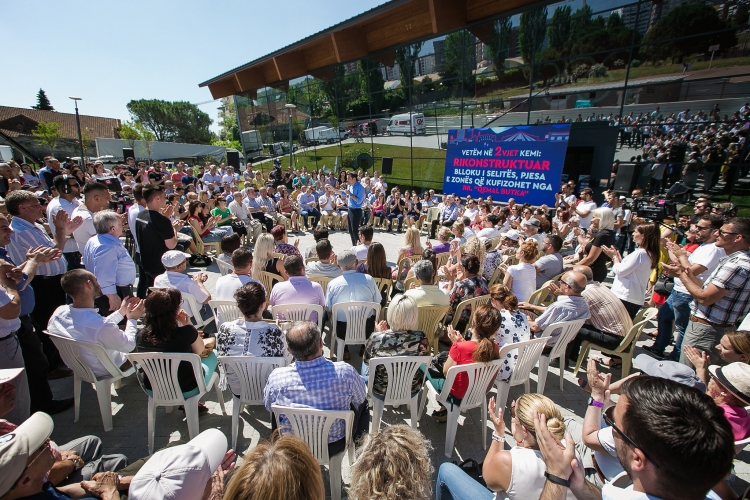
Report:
435,393,579,500
118,170,135,189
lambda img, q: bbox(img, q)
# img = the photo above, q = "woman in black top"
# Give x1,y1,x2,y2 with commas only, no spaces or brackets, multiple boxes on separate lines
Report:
135,288,216,398
578,207,616,282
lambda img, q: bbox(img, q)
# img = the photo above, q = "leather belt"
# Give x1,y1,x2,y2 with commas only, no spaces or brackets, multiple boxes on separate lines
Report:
689,315,734,329
591,454,606,483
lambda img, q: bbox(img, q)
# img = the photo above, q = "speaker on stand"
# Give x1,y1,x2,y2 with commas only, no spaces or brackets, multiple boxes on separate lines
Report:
122,148,135,160
613,163,641,194
381,157,393,175
227,151,240,170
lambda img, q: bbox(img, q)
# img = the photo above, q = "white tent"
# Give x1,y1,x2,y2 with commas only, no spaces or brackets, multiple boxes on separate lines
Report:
95,138,225,162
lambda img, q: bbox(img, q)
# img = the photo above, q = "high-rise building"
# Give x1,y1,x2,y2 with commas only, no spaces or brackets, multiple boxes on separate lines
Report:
649,0,698,29
418,54,436,75
622,2,652,35
433,39,446,72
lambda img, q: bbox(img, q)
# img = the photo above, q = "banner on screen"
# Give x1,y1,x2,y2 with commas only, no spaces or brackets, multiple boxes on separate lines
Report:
443,124,570,206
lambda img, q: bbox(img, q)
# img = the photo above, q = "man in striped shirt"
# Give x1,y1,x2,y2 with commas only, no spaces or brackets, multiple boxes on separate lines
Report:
566,265,633,364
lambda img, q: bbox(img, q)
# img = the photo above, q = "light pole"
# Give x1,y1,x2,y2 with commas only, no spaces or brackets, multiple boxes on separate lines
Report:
69,97,85,164
285,103,296,169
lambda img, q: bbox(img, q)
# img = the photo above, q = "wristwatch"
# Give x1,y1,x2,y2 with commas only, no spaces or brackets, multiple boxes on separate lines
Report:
587,396,605,408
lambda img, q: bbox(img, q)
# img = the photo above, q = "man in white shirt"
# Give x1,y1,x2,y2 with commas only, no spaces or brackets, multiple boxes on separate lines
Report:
570,187,597,230
47,174,82,269
154,250,212,321
214,247,261,301
72,182,112,253
318,185,340,229
201,165,221,191
403,260,449,307
228,191,262,245
647,215,725,360
47,269,144,378
554,183,577,208
476,214,501,243
352,225,373,260
306,239,343,279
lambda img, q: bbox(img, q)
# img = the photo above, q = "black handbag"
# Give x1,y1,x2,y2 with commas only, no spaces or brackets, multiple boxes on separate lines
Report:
654,272,674,296
428,351,449,378
189,254,213,267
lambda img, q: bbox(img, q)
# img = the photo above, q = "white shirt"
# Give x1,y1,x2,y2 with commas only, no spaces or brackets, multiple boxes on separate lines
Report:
319,194,336,211
525,232,546,251
577,200,598,229
507,262,537,302
352,243,370,260
127,204,145,253
672,242,724,295
71,205,96,253
202,172,221,186
611,248,652,305
47,306,137,378
214,274,260,301
228,200,250,222
46,196,80,253
476,227,500,242
154,271,209,304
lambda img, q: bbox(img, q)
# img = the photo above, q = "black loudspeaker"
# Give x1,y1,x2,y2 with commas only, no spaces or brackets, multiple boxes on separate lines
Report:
227,151,240,169
381,157,393,175
613,163,641,193
669,143,687,164
122,148,135,160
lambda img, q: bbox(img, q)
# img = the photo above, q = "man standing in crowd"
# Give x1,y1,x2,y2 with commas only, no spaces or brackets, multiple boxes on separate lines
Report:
47,175,83,270
672,217,750,367
648,215,724,360
127,184,149,299
264,321,369,457
336,172,366,246
83,211,137,315
38,157,61,193
535,235,564,288
71,182,112,254
134,185,184,290
569,188,597,230
48,270,143,379
0,213,71,416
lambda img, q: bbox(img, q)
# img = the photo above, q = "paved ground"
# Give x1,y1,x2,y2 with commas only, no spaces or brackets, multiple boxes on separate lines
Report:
47,225,750,498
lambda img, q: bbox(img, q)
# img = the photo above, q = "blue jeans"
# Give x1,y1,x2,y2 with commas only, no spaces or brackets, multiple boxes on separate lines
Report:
654,290,692,358
435,462,493,500
300,208,321,228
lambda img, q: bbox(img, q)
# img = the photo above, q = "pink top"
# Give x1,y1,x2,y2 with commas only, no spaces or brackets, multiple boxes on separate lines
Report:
720,404,750,441
268,276,326,323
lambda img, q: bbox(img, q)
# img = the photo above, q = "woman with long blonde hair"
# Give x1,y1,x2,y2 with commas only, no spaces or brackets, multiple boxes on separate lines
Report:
435,393,579,500
393,227,424,280
251,233,285,282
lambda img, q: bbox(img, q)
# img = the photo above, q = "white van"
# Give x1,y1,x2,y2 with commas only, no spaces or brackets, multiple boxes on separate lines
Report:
0,145,13,162
386,113,426,136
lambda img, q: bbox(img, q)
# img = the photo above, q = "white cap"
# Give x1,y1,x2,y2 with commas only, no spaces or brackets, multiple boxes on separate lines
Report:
501,229,520,241
0,368,23,385
0,412,54,497
129,429,227,500
161,251,191,268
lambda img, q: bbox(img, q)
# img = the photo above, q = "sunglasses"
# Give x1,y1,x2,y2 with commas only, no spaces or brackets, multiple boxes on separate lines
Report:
602,410,659,468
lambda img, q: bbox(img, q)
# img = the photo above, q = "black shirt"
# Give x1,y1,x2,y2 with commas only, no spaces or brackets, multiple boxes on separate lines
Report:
136,325,200,392
135,209,174,276
585,229,616,271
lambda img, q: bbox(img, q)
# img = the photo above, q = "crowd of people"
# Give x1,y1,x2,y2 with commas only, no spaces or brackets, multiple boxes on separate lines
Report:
0,114,750,500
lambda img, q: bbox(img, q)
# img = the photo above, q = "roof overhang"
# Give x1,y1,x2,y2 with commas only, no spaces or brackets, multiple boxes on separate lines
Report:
199,0,552,99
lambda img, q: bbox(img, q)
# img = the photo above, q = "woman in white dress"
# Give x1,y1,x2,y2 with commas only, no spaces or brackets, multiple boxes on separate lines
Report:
489,284,531,382
502,239,538,303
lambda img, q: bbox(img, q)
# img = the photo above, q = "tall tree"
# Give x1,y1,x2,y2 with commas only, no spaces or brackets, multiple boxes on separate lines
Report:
487,16,513,71
607,11,624,29
117,121,141,149
641,3,737,63
519,7,548,63
547,6,571,51
569,5,593,46
440,31,477,95
31,120,62,154
32,89,54,111
357,58,386,112
125,99,213,144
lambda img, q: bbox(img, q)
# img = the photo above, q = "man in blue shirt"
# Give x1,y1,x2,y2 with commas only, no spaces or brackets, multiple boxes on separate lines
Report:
298,186,321,231
38,157,62,194
180,167,198,188
335,172,366,245
430,194,459,239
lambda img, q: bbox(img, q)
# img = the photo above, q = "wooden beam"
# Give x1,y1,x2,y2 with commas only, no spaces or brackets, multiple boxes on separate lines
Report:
330,33,341,62
331,29,369,62
235,68,267,91
301,37,339,71
431,0,467,33
428,0,438,33
234,74,243,92
275,51,308,80
272,57,283,81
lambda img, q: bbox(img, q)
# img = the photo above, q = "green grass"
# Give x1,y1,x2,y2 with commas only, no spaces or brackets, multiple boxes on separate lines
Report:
255,143,447,192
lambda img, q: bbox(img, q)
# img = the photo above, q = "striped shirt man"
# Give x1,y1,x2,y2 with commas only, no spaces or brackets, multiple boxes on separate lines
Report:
581,281,632,337
7,218,66,277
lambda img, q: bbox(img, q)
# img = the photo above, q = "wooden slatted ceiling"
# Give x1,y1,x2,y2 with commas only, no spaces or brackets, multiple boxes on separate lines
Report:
202,0,546,99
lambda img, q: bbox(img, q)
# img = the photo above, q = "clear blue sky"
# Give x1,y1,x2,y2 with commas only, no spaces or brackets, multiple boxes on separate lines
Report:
4,0,388,131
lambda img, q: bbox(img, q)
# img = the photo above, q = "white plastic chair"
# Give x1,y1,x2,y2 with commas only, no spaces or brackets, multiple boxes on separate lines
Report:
271,303,325,332
218,356,288,450
420,359,504,458
421,207,440,235
536,319,587,395
150,287,210,329
126,352,226,454
216,259,234,276
329,301,381,362
367,355,432,431
208,300,243,329
272,405,354,500
47,332,135,432
494,337,549,412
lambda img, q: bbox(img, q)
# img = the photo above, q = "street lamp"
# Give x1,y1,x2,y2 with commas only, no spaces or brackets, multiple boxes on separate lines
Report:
69,97,85,165
285,103,296,169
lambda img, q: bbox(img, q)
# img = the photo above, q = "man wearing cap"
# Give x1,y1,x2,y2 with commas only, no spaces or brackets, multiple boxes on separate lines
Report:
82,210,136,316
667,217,750,368
47,270,144,380
264,321,369,457
0,412,126,500
154,250,212,322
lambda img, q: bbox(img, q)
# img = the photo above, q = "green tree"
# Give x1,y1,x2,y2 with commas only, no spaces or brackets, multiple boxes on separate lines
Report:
395,42,424,103
358,58,386,111
32,120,62,154
487,16,513,71
136,123,156,160
547,6,571,52
519,7,548,63
320,65,355,118
117,121,142,149
440,31,477,95
125,99,213,143
32,89,54,111
640,3,737,63
607,11,624,29
569,5,593,46
79,127,93,157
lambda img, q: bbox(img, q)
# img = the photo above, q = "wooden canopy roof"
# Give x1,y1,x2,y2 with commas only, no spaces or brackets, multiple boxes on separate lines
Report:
199,0,548,99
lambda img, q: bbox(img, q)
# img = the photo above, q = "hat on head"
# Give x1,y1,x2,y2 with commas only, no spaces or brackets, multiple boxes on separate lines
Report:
709,363,750,405
161,251,191,268
129,429,227,500
0,367,23,385
0,412,54,497
501,229,520,241
634,354,705,392
527,218,541,228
